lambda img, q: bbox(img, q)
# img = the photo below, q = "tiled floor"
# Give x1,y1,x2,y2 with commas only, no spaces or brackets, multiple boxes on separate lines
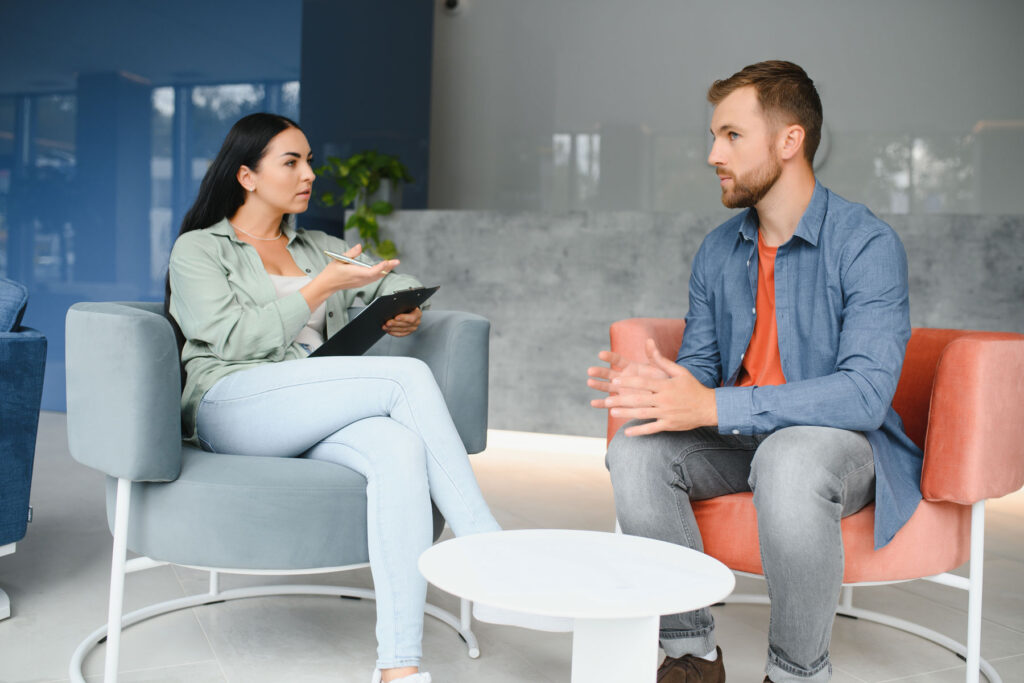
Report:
1,412,1022,682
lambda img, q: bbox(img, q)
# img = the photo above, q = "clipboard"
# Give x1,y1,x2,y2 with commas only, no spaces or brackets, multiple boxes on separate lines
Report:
309,285,440,357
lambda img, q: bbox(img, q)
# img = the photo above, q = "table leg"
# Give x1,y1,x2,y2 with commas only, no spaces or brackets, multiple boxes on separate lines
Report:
571,615,659,683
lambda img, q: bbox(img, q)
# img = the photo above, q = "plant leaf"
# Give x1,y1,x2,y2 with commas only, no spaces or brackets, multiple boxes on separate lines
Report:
370,200,393,215
375,239,398,260
341,187,359,206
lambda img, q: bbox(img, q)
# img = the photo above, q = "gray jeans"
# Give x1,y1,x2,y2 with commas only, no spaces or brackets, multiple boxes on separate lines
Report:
605,423,875,683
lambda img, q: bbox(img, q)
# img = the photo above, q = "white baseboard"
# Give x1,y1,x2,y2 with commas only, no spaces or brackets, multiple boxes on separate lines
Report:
485,429,606,457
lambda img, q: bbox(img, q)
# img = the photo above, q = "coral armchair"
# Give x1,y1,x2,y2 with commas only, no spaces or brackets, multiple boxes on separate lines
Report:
606,318,1024,683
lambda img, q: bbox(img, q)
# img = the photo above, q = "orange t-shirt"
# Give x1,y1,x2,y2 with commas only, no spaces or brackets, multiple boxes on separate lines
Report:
736,232,787,387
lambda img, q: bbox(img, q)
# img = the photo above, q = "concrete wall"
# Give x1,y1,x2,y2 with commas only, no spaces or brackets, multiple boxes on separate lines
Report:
359,210,1024,438
430,0,1024,215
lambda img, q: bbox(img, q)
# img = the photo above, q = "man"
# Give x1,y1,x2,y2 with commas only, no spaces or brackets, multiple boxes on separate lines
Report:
588,61,923,683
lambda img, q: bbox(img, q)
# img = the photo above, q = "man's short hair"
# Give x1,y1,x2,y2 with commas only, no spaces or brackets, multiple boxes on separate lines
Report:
707,60,823,164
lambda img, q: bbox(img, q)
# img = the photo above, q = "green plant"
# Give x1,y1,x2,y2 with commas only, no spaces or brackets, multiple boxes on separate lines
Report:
316,150,413,259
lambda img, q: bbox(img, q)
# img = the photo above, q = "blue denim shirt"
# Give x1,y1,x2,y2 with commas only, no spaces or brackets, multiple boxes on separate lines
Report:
677,182,923,548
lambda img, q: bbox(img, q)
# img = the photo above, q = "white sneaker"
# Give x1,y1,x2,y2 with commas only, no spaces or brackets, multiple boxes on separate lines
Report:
371,670,432,683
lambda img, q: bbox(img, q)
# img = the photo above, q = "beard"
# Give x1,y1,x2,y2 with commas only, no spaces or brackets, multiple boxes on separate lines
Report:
718,153,782,209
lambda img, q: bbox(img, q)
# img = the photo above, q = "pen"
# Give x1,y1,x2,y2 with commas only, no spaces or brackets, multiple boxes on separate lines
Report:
324,249,374,269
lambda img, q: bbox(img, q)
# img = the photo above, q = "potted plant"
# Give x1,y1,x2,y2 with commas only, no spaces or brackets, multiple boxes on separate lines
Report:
315,150,413,259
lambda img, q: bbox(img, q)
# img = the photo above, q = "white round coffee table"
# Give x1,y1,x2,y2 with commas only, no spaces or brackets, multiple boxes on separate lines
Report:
418,529,734,682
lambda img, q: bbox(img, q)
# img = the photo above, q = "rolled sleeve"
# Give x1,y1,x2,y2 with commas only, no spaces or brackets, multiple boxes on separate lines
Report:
277,290,314,342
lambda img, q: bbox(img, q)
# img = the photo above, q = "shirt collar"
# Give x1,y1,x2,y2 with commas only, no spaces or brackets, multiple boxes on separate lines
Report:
793,181,827,246
735,180,828,247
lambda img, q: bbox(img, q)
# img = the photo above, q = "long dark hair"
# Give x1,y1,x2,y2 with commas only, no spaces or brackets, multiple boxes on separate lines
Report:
164,113,302,382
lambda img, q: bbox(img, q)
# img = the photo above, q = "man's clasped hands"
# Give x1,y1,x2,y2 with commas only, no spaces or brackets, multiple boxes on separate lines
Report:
587,339,718,436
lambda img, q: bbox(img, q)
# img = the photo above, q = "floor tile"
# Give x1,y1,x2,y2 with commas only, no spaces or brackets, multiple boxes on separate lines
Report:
82,659,227,682
5,414,1024,683
876,652,1024,682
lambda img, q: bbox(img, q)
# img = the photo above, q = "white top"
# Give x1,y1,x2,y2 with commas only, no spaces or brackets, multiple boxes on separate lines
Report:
267,274,326,353
418,529,735,621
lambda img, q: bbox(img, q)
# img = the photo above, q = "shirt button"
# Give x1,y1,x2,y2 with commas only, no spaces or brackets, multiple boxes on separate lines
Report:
740,353,745,360
731,429,740,435
328,311,334,317
305,268,311,273
746,259,751,267
752,308,756,315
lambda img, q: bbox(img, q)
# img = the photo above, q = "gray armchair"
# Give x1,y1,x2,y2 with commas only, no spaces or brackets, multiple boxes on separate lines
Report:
65,301,489,683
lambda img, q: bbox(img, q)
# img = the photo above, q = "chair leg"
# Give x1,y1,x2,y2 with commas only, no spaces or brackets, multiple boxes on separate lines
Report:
966,501,985,683
1,543,16,620
104,478,132,683
840,585,854,611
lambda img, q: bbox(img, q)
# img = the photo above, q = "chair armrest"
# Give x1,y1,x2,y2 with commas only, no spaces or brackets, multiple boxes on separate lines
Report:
66,302,182,482
921,332,1024,504
606,318,686,443
363,310,490,454
0,328,46,546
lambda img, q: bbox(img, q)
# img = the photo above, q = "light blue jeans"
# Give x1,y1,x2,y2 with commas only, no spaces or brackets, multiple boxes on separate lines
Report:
196,355,501,670
606,423,875,683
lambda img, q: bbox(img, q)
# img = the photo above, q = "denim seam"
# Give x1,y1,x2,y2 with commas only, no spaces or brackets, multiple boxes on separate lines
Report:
201,373,403,404
661,626,714,638
668,443,723,551
839,459,875,516
388,379,483,530
375,657,422,670
207,369,480,526
767,645,831,677
336,445,420,669
670,438,759,558
339,448,402,665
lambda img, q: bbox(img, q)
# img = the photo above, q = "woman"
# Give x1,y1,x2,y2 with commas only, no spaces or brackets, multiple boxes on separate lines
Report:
166,113,500,683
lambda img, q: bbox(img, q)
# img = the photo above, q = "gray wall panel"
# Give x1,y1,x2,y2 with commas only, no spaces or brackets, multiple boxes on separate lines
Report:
354,211,1024,437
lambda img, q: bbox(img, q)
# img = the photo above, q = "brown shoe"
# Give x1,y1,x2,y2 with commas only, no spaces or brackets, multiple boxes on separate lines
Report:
656,646,725,682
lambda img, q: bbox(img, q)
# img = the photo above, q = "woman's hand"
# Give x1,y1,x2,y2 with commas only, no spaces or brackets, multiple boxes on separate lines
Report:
322,244,399,290
383,307,422,337
301,244,399,312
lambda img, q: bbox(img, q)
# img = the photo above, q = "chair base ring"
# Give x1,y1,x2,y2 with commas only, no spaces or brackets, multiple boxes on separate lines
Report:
68,584,479,682
0,587,10,621
725,593,1002,683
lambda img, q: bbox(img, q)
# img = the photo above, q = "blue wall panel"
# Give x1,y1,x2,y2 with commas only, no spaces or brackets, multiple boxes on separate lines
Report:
300,0,434,232
0,1,435,410
0,2,303,410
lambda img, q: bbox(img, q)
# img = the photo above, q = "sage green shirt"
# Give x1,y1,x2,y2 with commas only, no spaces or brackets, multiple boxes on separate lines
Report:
168,217,424,444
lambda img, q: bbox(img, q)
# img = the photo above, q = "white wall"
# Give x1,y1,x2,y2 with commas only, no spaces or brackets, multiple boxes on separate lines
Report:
429,0,1024,214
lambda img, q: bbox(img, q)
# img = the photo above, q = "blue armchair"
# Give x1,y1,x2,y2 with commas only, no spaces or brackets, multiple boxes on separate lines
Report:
0,277,47,620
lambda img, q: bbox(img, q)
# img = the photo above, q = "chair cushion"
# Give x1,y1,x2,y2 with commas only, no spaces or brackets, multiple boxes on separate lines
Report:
693,493,971,583
0,277,28,332
0,328,47,545
107,446,444,570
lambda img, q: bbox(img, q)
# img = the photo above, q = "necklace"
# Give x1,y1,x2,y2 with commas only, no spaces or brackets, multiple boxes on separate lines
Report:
231,222,282,241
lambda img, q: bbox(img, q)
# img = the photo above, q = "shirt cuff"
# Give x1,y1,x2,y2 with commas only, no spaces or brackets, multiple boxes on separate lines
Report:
715,386,754,435
277,291,313,342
